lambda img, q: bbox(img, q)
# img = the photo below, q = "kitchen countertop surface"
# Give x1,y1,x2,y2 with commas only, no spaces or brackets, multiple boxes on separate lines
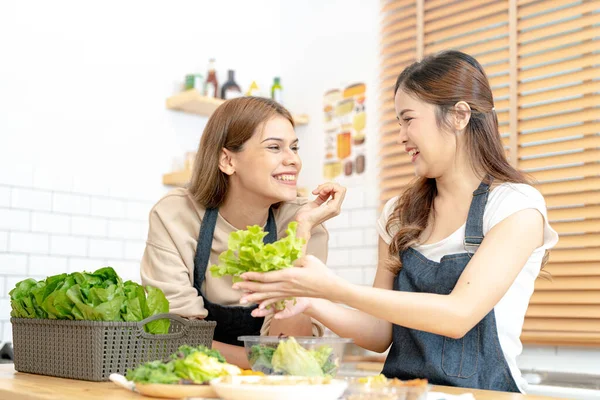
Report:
0,364,559,400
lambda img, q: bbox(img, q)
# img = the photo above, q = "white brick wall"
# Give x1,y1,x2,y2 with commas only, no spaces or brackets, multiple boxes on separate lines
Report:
71,216,108,237
29,256,69,276
50,235,88,257
324,201,379,284
0,232,7,252
0,209,30,231
9,232,49,254
52,193,90,215
91,197,127,219
89,238,124,259
0,178,156,342
32,212,70,235
11,188,52,212
0,254,28,275
0,187,10,208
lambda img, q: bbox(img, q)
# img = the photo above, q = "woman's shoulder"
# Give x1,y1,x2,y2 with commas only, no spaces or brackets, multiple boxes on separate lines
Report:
488,182,545,206
380,196,400,221
150,188,205,220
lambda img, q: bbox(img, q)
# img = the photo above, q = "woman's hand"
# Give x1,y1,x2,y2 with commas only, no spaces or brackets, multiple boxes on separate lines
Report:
250,297,313,320
294,183,346,237
234,255,345,305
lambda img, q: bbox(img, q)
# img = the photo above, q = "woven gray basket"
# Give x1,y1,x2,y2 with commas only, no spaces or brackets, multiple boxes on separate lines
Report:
11,313,216,381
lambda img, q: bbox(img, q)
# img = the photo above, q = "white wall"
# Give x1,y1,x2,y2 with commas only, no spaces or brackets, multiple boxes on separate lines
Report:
0,0,282,342
280,0,382,287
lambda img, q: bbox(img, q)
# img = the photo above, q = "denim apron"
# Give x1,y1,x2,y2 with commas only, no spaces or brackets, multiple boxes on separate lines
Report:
382,180,520,392
192,208,277,347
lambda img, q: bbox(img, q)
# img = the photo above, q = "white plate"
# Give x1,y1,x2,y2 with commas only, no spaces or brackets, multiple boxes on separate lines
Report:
210,375,348,400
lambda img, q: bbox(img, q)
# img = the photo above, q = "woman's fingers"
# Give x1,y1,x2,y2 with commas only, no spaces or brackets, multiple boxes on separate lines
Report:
239,270,289,283
311,183,345,206
241,291,285,304
251,306,275,317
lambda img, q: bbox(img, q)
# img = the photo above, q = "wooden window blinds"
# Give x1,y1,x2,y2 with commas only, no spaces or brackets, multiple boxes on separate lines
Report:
379,0,600,346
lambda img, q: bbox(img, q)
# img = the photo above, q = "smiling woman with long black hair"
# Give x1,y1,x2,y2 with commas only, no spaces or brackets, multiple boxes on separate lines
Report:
235,52,559,393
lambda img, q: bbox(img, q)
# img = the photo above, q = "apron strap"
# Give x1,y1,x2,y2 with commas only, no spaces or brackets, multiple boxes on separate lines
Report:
464,177,492,253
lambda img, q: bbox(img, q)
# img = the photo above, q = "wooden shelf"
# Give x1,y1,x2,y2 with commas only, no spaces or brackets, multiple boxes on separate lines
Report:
165,90,309,125
293,114,309,125
166,90,224,116
163,91,309,187
162,170,191,187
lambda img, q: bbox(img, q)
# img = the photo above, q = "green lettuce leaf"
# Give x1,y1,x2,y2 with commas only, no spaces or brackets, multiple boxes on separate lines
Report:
271,337,324,377
210,222,305,308
8,267,171,333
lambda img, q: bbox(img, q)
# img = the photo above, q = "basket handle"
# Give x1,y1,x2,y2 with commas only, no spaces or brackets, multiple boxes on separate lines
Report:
136,313,190,339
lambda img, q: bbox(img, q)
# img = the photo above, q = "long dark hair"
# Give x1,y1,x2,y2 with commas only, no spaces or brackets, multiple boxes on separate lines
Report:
386,50,546,274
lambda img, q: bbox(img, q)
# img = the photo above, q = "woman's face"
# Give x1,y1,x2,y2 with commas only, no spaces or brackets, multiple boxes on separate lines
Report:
227,116,301,204
394,89,457,179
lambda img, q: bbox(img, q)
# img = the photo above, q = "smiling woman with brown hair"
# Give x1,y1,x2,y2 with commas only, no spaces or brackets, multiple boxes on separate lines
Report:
140,96,345,368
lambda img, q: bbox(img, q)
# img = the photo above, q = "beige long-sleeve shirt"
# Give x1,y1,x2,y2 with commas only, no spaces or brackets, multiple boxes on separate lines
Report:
140,188,328,336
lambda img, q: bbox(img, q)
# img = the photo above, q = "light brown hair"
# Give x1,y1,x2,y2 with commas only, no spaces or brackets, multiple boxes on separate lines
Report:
189,97,294,209
386,50,547,274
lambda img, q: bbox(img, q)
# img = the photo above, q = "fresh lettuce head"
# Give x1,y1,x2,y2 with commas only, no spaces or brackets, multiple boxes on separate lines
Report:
271,337,324,377
209,222,305,309
173,352,241,383
210,222,305,279
127,346,238,384
9,267,170,333
126,360,181,384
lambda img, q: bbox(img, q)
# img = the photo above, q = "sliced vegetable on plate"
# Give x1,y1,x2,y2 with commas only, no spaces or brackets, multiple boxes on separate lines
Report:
110,344,246,399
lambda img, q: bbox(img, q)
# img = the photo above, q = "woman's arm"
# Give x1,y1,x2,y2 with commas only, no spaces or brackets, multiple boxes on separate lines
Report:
335,209,543,338
238,209,544,339
242,238,395,352
141,209,208,318
212,341,250,369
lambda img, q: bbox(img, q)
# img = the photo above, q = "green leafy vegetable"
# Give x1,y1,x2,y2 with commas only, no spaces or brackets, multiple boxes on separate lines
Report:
210,222,305,310
125,360,181,384
126,345,240,384
272,337,324,377
248,345,276,373
248,337,339,377
9,267,170,334
173,345,226,363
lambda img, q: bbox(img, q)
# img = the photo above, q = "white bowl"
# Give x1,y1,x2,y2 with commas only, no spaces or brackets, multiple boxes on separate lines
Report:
210,375,348,400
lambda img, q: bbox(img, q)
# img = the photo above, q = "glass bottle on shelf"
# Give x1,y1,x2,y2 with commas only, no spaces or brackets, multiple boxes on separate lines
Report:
271,77,283,104
203,58,218,98
221,70,242,100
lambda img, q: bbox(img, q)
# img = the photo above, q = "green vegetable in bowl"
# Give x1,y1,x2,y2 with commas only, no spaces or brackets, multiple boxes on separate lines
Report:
210,222,305,310
272,337,324,377
9,267,170,334
249,345,276,373
249,337,339,377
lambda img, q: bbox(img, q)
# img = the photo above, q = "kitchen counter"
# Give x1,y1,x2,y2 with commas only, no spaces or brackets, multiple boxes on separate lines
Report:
0,364,557,400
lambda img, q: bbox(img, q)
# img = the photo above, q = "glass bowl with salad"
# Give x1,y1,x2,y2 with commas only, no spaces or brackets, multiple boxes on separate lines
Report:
238,335,352,377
